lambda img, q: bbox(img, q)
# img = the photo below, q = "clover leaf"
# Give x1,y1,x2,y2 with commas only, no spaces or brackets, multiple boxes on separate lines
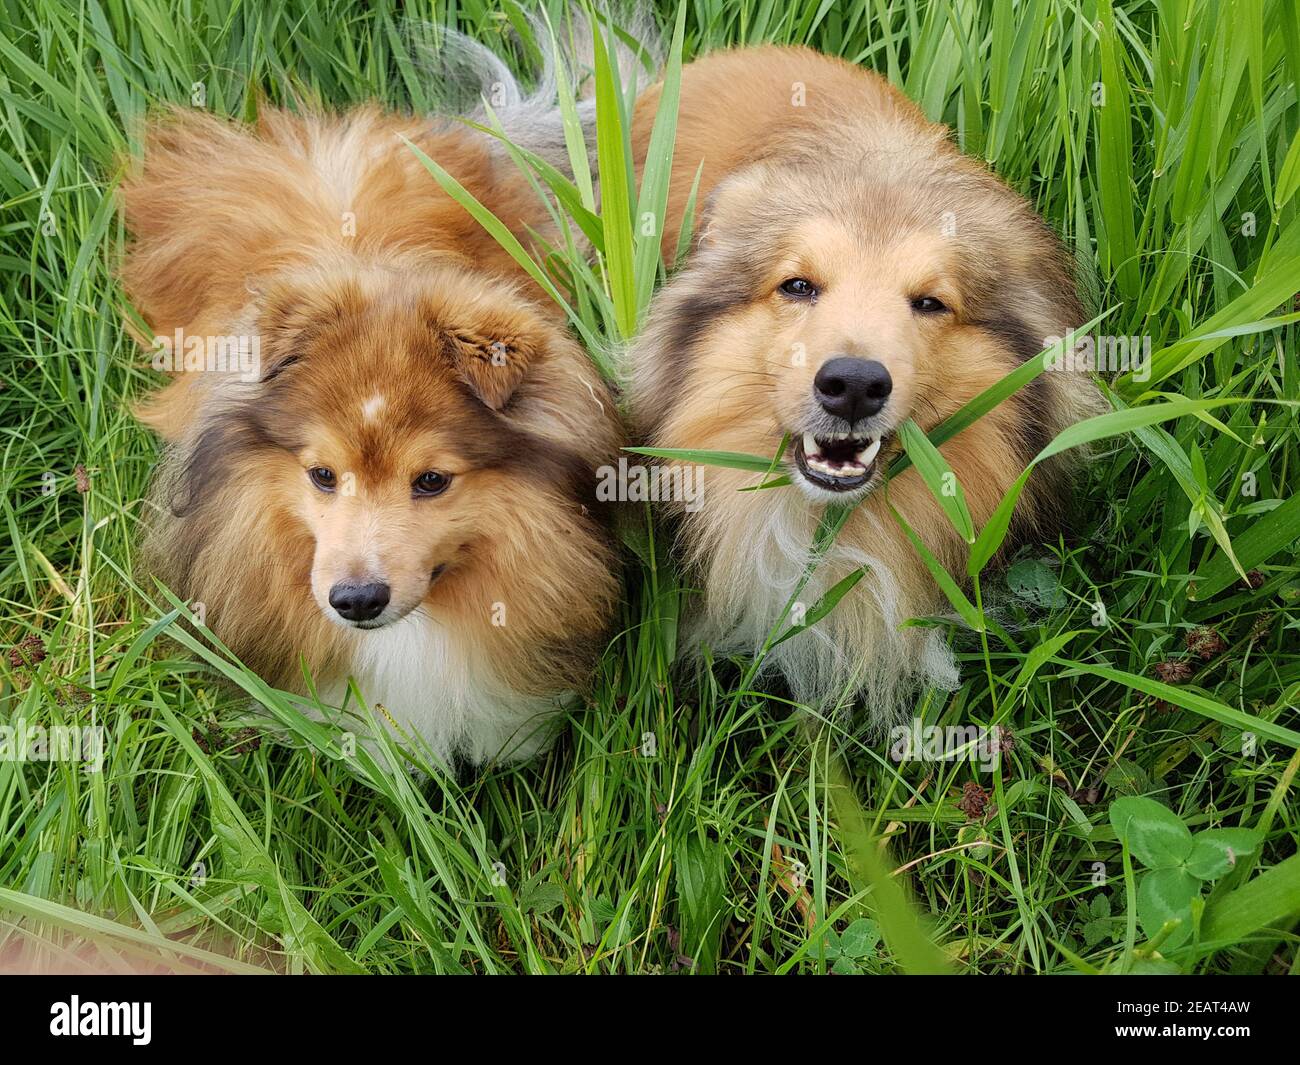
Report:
1107,798,1261,948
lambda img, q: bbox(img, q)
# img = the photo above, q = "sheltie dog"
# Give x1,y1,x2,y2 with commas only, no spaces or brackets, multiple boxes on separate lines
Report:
121,57,623,765
627,46,1100,717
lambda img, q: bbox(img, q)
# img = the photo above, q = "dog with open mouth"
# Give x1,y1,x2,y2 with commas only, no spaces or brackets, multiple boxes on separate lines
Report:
121,75,622,766
627,45,1100,716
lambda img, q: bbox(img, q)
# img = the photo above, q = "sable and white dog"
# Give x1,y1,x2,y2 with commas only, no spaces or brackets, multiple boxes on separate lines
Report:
627,46,1098,716
121,44,624,766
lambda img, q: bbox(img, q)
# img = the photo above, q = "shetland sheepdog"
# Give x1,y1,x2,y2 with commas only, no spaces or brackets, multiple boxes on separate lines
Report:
627,46,1100,717
121,49,623,765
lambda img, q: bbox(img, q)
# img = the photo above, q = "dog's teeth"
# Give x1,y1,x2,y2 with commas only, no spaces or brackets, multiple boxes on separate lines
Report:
798,430,882,484
807,456,866,478
856,438,882,465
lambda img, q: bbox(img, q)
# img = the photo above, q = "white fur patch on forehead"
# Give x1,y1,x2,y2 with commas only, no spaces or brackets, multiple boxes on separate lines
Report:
361,393,386,423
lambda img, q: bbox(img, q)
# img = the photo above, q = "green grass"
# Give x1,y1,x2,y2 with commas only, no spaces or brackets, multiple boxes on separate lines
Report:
1,0,1298,975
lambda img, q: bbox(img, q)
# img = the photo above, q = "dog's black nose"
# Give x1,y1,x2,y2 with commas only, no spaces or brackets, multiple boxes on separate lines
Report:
328,580,390,622
814,357,893,422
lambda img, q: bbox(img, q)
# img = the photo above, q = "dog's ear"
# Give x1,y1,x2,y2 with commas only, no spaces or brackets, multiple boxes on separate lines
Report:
690,165,774,254
440,329,539,411
255,281,359,382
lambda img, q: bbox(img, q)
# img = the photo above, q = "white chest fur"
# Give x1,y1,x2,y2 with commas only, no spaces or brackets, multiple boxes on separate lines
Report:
691,496,960,719
318,610,563,766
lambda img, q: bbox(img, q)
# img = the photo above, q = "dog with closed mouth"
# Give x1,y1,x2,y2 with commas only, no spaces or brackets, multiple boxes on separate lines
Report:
122,70,623,765
627,46,1100,716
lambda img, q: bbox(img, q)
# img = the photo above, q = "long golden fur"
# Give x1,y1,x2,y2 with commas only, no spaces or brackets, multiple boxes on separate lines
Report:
122,104,622,765
628,46,1100,715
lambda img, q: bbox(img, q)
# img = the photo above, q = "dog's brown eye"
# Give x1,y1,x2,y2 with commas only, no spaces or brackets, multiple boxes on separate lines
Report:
308,466,337,492
911,296,948,314
412,471,451,497
779,277,818,299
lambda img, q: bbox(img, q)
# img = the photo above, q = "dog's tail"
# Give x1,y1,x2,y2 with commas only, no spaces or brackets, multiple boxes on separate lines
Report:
416,8,662,175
